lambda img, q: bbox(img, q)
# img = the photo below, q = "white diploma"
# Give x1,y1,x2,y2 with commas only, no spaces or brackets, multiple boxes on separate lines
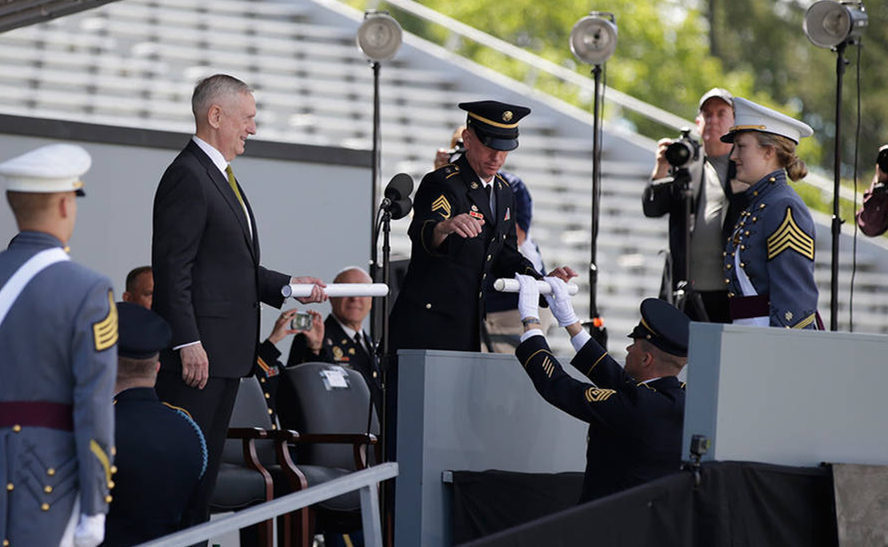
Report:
282,282,390,299
493,278,580,295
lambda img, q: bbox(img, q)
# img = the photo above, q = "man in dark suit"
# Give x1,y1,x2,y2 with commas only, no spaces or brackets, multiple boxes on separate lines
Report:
390,100,575,353
151,73,325,524
105,302,207,546
513,274,691,502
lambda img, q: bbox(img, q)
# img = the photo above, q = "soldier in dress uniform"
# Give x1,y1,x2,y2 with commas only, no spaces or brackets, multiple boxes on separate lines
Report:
0,144,116,547
390,100,575,353
719,98,820,328
513,274,690,502
104,302,207,546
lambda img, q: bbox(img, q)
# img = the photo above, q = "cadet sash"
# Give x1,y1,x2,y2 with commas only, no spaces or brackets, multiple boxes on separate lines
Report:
0,247,69,328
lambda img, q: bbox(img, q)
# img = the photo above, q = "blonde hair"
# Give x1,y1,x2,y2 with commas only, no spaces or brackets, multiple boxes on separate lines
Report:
754,132,808,181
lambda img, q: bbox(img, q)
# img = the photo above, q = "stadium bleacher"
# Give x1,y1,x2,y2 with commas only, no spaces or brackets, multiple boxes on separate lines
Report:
0,0,884,358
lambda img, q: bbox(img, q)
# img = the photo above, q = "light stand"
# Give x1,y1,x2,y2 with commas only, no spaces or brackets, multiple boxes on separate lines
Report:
357,10,403,342
569,12,617,347
803,0,867,331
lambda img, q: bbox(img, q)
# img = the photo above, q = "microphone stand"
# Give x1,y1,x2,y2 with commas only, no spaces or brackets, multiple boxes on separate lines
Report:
583,63,608,347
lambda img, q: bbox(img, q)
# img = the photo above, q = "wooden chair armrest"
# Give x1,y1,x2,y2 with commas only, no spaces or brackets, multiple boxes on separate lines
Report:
293,433,378,470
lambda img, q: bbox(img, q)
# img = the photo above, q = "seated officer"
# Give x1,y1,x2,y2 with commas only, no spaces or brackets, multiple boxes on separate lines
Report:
104,302,207,546
513,274,690,503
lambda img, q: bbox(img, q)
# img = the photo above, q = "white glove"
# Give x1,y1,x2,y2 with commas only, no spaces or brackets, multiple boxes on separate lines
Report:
544,276,579,327
515,273,540,322
74,513,105,547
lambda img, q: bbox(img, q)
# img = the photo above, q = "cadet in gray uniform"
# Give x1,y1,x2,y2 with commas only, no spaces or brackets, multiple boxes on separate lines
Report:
719,98,820,328
0,144,117,547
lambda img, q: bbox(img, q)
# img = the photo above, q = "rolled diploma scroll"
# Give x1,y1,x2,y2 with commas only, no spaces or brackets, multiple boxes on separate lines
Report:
493,278,580,295
281,282,390,299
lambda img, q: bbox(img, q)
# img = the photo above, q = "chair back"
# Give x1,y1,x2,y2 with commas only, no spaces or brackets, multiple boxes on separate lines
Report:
221,376,277,466
277,362,379,469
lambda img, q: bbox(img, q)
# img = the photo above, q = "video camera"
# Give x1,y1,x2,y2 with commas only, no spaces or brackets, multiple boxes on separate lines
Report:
449,138,466,163
665,128,701,170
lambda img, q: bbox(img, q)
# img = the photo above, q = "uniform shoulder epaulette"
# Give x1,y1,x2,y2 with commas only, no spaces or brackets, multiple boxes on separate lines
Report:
441,163,460,180
495,172,510,187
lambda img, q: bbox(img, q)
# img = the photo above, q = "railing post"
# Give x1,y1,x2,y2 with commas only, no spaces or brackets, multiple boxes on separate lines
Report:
360,484,383,547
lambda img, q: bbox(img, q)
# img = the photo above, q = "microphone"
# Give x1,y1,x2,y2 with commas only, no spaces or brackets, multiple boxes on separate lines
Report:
389,197,413,220
381,173,414,215
383,173,413,201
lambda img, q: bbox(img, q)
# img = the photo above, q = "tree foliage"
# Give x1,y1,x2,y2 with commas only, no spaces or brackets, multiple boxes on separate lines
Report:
363,0,887,178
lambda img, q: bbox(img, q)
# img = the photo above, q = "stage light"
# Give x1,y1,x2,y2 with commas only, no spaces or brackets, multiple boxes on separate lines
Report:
569,12,617,66
803,1,867,49
357,11,403,62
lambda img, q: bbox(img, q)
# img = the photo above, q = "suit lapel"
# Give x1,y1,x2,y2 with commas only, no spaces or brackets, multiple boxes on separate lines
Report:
187,141,257,262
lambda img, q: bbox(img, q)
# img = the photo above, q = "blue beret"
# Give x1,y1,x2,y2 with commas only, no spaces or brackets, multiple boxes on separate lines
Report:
116,302,171,359
459,100,531,151
627,298,691,357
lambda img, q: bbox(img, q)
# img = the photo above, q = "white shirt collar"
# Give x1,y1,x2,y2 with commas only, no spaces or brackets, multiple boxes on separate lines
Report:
334,316,362,342
192,136,228,176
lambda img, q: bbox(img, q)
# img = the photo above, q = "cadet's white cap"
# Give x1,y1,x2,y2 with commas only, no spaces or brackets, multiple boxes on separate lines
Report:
0,143,90,195
721,97,813,144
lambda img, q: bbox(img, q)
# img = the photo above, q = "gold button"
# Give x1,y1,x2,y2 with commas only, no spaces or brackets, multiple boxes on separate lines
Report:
753,191,758,196
372,372,378,378
728,292,735,298
486,254,492,261
740,245,746,250
264,393,270,399
731,252,736,257
759,203,766,209
44,485,52,494
41,503,50,511
724,278,730,284
425,303,432,309
111,447,116,457
769,176,776,182
6,483,12,491
4,539,9,546
478,291,483,299
744,230,750,236
725,264,732,270
482,273,487,279
752,216,757,222
271,424,277,430
722,251,726,257
740,262,746,268
260,377,266,383
47,468,56,476
108,481,115,489
12,425,21,433
267,409,273,415
105,495,112,503
111,466,118,475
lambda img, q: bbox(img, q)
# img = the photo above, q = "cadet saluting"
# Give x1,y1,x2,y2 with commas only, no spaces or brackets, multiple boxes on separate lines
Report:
390,100,575,352
0,144,117,546
720,98,820,328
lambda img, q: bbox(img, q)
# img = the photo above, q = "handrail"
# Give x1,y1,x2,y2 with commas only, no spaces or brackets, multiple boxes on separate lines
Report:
139,462,398,547
360,0,855,204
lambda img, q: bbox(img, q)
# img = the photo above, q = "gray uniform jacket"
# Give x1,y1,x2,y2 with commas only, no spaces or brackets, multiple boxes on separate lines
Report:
0,231,117,545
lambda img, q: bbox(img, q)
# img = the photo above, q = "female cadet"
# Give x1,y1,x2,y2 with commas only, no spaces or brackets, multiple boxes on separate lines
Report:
720,97,820,329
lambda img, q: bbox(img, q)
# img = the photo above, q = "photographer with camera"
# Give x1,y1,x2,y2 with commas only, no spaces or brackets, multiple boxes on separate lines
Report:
855,145,888,237
643,88,744,322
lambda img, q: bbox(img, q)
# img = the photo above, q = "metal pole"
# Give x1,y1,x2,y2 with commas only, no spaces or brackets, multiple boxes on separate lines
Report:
370,61,381,341
830,43,846,331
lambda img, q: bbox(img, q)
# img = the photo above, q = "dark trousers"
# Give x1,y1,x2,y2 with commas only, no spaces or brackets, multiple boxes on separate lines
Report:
155,371,240,527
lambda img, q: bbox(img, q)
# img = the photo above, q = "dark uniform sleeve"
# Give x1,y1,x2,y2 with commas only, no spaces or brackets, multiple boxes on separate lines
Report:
285,333,334,367
72,280,118,516
763,200,819,328
515,335,643,429
407,166,463,258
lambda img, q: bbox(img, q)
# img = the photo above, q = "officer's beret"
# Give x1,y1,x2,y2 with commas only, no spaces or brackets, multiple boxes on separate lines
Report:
721,97,813,144
0,144,90,196
627,298,691,357
116,302,171,359
458,100,531,152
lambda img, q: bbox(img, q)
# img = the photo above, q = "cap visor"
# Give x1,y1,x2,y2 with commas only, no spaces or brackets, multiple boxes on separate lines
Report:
484,137,518,152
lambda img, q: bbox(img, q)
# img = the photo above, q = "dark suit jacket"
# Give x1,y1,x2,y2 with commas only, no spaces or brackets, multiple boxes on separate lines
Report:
287,315,382,413
104,387,206,546
390,154,539,352
152,139,290,378
516,335,685,502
